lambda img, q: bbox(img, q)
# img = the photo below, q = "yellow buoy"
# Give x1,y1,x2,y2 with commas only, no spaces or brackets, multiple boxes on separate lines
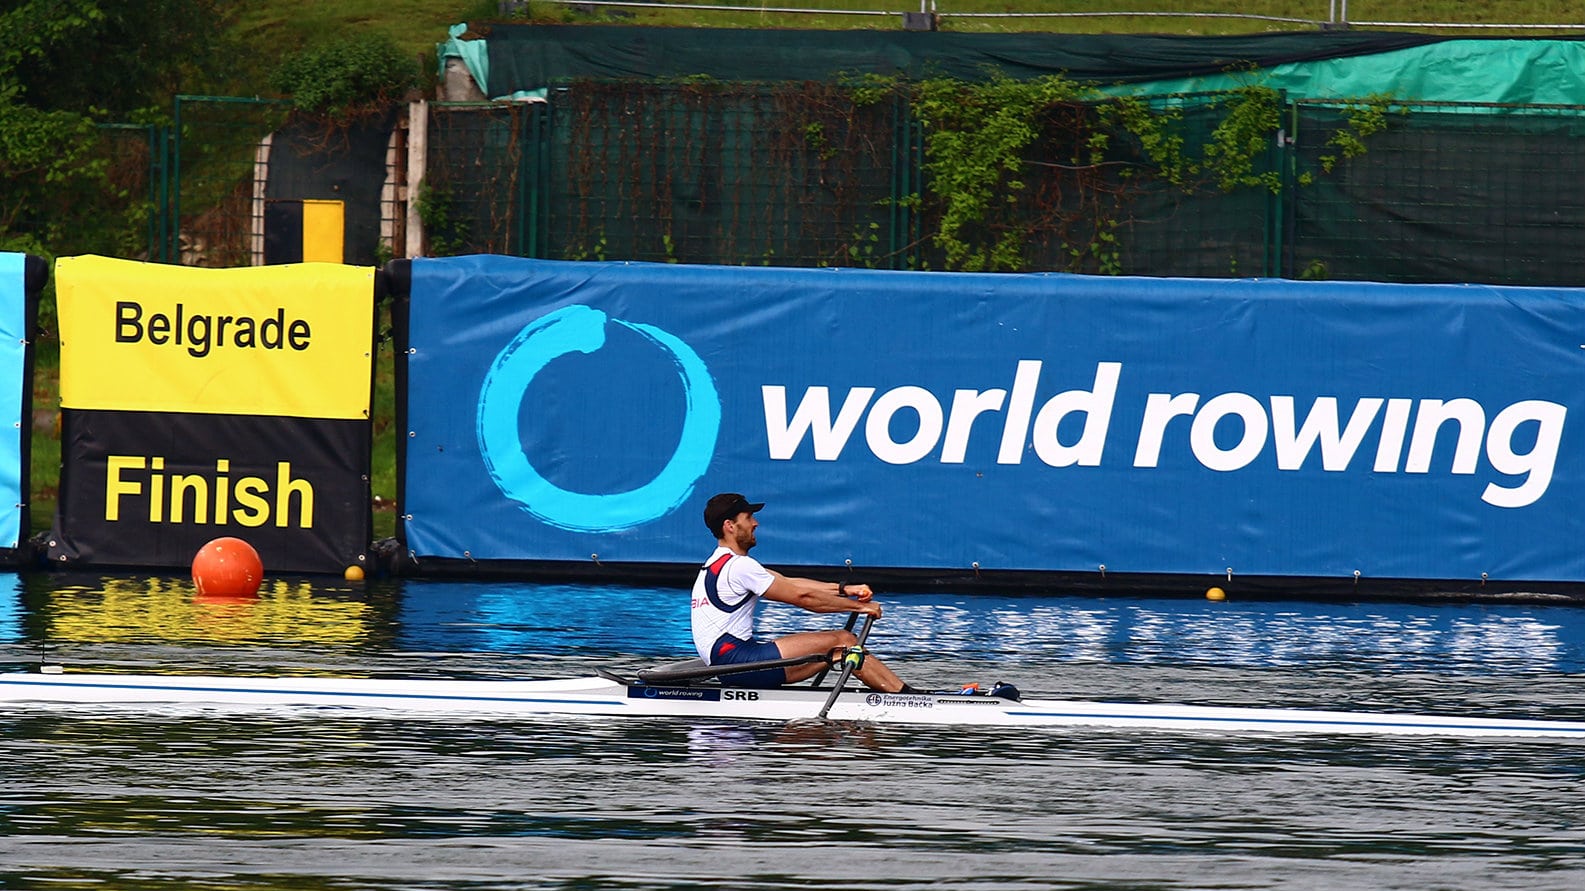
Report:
1205,586,1226,601
344,565,365,581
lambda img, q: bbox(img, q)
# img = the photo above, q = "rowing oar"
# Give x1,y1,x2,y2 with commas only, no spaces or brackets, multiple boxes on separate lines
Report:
816,613,874,720
808,611,859,689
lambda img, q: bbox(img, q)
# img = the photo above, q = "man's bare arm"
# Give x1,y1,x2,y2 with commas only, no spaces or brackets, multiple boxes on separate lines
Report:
762,572,878,616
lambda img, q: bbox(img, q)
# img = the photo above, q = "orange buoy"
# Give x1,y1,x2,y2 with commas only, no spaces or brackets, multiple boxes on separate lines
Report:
192,537,263,597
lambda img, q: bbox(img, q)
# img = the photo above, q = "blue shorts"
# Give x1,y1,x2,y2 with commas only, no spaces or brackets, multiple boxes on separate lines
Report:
709,635,790,688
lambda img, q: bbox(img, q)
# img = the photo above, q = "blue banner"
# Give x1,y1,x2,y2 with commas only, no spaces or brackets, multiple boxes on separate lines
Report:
0,255,27,550
403,256,1585,584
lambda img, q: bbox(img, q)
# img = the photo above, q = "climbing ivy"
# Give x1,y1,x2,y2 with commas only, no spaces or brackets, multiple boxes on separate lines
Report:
911,73,1090,272
1201,86,1285,193
901,74,1301,273
837,71,1395,275
535,75,1395,276
1314,95,1398,177
415,182,471,257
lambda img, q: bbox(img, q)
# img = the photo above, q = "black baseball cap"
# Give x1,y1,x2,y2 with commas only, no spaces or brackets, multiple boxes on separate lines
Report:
705,492,765,535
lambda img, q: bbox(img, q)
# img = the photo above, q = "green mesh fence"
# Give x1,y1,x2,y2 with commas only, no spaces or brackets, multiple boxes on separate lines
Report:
149,89,1585,289
83,124,163,261
100,124,164,263
1290,100,1585,286
542,82,915,269
3,123,161,262
423,84,1277,276
171,96,292,267
424,102,539,256
977,95,1279,277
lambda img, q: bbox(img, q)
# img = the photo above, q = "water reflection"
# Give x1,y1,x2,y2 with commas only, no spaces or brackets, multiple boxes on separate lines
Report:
394,582,1563,673
5,573,1585,676
396,580,689,656
684,719,884,763
793,595,1585,674
0,572,18,641
33,575,375,646
8,578,1585,891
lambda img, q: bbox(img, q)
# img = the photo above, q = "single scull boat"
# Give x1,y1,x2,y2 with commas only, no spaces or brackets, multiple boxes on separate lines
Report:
3,664,1584,738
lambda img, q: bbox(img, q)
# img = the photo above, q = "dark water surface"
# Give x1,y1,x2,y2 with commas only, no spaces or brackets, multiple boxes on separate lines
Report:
4,573,1585,889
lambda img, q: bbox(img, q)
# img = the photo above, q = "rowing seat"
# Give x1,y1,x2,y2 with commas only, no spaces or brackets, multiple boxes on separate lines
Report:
637,652,829,685
636,659,711,684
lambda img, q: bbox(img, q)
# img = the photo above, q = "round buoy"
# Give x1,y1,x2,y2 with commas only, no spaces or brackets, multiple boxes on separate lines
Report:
344,565,365,581
192,537,263,597
1206,586,1227,601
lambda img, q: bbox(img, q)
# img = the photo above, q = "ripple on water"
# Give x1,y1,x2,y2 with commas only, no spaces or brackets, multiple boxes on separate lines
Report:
7,581,1585,888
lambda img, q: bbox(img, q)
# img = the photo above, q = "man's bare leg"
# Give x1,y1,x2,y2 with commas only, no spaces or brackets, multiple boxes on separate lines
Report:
773,629,907,692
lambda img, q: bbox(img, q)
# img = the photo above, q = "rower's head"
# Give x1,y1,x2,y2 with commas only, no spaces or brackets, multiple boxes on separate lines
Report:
705,492,764,549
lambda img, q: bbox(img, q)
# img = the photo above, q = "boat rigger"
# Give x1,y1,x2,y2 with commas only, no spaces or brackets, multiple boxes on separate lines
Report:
3,667,1584,739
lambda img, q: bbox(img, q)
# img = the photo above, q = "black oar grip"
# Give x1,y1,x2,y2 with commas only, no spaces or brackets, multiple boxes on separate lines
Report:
817,613,875,719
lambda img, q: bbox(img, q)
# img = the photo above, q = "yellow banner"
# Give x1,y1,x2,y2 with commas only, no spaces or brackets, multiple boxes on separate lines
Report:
57,256,373,419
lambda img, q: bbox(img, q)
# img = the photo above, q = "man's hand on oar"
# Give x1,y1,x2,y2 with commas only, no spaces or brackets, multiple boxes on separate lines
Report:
817,613,876,720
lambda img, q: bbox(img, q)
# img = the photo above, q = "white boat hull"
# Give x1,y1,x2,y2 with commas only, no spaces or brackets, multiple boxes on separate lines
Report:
3,672,1584,738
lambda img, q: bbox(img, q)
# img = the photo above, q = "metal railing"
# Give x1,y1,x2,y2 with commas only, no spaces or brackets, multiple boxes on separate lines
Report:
509,1,1585,31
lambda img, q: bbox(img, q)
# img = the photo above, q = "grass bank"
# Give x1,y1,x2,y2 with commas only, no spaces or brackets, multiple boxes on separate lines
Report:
228,1,1585,61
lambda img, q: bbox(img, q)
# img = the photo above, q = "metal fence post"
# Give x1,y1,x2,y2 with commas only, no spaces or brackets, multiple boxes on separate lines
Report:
1277,97,1298,279
889,94,906,270
155,124,170,263
1267,91,1291,278
171,96,186,264
406,99,428,259
527,100,546,258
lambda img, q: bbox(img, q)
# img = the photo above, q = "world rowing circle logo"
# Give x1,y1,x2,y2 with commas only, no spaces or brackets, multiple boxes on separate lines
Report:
476,304,721,532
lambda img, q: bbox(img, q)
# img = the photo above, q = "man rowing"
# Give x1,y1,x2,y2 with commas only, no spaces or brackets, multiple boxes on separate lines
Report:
692,492,918,693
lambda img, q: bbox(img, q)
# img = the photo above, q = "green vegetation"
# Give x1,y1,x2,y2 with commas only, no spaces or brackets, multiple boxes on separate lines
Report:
270,35,422,117
4,0,1578,542
832,75,1298,275
912,73,1085,272
2,1,438,539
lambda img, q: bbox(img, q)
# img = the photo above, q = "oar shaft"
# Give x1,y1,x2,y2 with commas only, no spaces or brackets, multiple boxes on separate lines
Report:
817,613,874,720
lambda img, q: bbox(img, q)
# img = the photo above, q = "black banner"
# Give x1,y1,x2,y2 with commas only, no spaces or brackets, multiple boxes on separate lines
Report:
46,409,370,573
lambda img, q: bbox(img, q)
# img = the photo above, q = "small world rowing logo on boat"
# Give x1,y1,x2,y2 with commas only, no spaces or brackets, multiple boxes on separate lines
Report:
865,693,883,706
631,686,721,701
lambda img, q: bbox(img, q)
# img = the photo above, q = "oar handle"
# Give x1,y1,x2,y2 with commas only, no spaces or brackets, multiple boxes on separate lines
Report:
808,610,860,688
817,612,875,720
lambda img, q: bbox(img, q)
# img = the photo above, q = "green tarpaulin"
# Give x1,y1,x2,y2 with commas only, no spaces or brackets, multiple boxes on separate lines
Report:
471,24,1442,95
1112,38,1585,104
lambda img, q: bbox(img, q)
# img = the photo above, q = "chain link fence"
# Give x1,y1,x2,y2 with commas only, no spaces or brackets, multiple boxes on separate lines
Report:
419,84,1287,276
167,97,292,267
1290,99,1585,286
165,97,402,268
126,87,1585,290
